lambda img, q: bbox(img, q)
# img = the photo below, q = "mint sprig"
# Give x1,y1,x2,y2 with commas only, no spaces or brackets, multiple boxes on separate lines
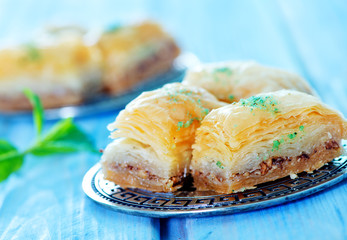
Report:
23,88,44,136
0,89,98,182
28,118,98,156
0,141,24,182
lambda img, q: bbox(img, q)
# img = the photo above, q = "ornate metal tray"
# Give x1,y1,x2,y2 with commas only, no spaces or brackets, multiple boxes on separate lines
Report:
83,148,347,218
0,53,199,120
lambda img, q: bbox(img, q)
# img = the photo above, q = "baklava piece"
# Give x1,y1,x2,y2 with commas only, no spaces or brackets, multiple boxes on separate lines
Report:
0,30,102,111
0,21,180,111
98,21,180,95
191,90,347,193
101,83,225,192
182,61,314,103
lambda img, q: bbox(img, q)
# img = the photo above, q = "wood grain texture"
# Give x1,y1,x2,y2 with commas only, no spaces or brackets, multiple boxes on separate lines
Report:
278,0,347,114
0,115,160,240
0,0,346,239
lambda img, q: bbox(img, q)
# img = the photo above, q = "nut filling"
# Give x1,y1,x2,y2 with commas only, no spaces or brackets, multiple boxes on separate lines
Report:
257,140,340,175
196,139,340,183
107,162,184,188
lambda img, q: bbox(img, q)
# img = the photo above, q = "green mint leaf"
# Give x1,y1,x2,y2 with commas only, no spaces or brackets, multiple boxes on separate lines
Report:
28,118,98,156
23,89,44,137
0,140,24,182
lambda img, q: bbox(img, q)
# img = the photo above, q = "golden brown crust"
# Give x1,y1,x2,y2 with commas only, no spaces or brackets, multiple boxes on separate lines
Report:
182,61,315,103
102,40,180,95
193,140,342,193
102,161,184,192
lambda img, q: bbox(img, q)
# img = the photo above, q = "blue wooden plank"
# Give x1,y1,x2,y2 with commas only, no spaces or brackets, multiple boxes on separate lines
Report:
144,0,302,71
0,113,160,239
1,0,347,239
162,182,347,240
0,0,155,46
278,0,347,115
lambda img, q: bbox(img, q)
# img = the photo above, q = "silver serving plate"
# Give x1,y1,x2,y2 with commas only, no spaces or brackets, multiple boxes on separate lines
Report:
0,53,200,120
82,147,347,218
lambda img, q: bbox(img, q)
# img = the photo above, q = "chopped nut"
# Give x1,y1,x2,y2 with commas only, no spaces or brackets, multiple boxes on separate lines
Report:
260,162,268,175
325,140,339,150
266,159,273,168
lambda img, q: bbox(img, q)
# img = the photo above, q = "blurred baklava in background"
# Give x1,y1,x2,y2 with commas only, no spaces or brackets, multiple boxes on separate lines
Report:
0,21,180,111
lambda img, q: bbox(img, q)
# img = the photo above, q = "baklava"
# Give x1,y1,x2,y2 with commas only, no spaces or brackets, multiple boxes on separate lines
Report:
191,90,347,193
101,83,225,192
98,21,180,95
0,34,102,110
182,61,314,103
0,21,180,111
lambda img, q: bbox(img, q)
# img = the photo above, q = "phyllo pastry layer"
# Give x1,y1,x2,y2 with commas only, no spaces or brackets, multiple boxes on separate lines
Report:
98,21,180,95
191,90,347,193
101,83,225,192
182,61,314,103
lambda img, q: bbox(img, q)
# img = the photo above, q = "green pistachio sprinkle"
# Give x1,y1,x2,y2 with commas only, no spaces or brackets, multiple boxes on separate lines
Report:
240,96,280,114
213,67,233,76
183,118,194,128
166,88,195,104
213,76,220,82
105,24,122,33
167,87,211,130
178,89,193,96
183,121,192,128
228,95,235,101
269,125,305,154
177,117,202,130
168,93,179,103
288,132,298,139
177,121,184,130
272,140,281,151
23,44,41,61
216,161,224,169
202,108,209,116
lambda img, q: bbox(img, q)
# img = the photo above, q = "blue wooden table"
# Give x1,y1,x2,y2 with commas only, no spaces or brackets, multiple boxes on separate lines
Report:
1,1,346,239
